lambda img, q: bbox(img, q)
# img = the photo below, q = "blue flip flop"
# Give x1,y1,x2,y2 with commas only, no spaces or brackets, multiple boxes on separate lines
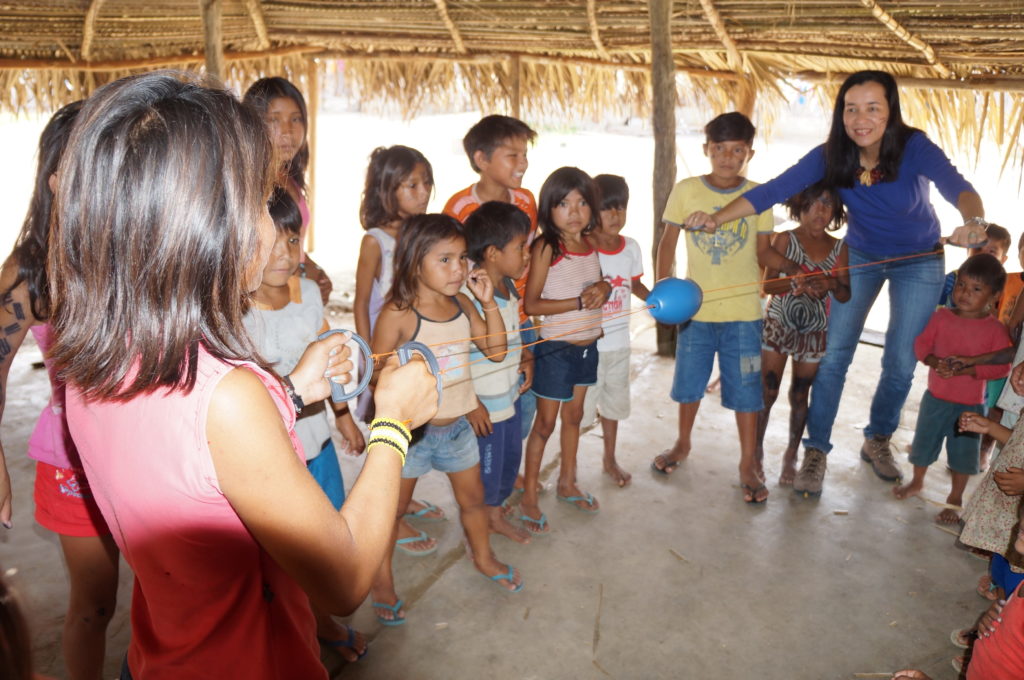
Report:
395,529,438,557
318,624,368,659
487,566,524,593
403,499,447,523
372,599,406,627
518,513,549,535
557,492,599,514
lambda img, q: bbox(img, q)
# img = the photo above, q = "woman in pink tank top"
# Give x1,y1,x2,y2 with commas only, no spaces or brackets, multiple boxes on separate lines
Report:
47,72,438,679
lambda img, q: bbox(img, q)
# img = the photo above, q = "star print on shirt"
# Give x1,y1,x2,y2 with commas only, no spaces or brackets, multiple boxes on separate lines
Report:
608,275,627,288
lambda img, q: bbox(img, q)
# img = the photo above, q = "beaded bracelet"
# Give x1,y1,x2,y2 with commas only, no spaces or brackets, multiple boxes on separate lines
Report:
368,417,412,466
371,417,412,443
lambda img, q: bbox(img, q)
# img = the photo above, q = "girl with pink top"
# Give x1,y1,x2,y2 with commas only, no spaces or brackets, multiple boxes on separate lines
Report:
0,100,121,680
47,71,438,679
520,167,611,534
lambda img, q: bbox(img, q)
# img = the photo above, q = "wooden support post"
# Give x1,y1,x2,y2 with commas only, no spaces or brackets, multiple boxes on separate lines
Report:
649,0,677,357
510,54,521,119
81,0,106,61
305,59,320,253
199,0,225,82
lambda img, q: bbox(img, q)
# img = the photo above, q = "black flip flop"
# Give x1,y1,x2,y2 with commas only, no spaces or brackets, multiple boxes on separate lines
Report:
741,483,768,504
651,455,681,475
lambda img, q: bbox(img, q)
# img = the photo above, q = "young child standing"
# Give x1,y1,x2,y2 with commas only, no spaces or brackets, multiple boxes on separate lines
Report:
520,167,612,533
756,182,850,490
245,189,368,661
652,112,778,503
582,175,649,488
937,223,1011,308
894,254,1012,523
370,214,521,626
462,201,533,543
444,114,540,443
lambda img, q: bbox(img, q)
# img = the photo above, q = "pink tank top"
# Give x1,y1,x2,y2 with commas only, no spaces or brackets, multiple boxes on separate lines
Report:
539,247,603,343
66,344,323,679
26,324,78,470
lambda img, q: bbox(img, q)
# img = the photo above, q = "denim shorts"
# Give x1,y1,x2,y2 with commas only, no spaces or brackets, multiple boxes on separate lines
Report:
909,390,983,475
402,416,480,479
530,339,598,401
671,319,763,412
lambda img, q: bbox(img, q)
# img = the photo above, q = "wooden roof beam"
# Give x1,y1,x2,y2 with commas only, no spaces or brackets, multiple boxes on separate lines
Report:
244,0,270,50
697,0,743,73
81,0,106,61
586,0,611,61
433,0,467,54
199,0,225,81
858,0,952,78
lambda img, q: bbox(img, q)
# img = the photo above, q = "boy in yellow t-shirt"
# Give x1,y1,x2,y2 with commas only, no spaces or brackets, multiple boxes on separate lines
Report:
652,112,778,503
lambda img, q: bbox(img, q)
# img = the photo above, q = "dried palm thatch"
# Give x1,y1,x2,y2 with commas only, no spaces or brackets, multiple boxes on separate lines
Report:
0,1,1022,166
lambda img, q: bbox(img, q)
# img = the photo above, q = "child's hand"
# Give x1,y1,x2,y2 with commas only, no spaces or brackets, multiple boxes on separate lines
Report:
683,211,718,233
518,348,534,393
466,400,493,437
800,274,832,299
465,268,494,303
978,598,1006,637
958,411,993,435
993,467,1024,495
932,356,958,379
580,281,611,310
335,412,366,456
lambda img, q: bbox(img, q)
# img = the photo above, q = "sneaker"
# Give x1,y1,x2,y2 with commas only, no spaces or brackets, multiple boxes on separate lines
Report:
860,435,903,482
793,447,827,497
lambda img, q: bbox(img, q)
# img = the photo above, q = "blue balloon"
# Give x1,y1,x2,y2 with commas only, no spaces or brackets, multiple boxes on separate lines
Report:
647,277,703,325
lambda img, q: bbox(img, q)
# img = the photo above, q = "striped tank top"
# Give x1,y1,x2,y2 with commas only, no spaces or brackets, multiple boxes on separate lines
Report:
411,301,478,420
539,247,603,344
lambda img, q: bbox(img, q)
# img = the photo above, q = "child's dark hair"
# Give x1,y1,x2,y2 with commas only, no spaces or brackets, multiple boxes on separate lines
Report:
242,77,309,192
3,100,83,321
387,214,464,310
981,223,1012,255
959,253,1006,294
823,71,922,189
594,174,629,211
783,181,846,230
537,167,600,261
463,115,537,173
464,202,531,263
0,571,33,680
359,145,434,230
704,112,755,144
49,70,275,400
268,188,302,235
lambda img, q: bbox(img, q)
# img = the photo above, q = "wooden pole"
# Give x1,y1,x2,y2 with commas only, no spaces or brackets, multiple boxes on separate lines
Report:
510,54,521,119
305,59,320,253
649,0,677,357
199,0,225,82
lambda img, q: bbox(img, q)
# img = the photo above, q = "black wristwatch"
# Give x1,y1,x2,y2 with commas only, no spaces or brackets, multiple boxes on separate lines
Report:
281,375,305,414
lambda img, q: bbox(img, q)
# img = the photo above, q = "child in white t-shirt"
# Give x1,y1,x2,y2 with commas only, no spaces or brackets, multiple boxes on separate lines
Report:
583,175,649,486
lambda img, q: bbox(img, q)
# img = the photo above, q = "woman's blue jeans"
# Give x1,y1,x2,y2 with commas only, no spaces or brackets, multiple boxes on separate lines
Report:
803,244,944,454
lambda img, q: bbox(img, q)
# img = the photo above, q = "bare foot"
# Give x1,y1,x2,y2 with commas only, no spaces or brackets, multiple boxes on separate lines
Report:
892,480,923,500
395,519,437,554
604,460,632,487
651,448,688,474
473,556,523,592
317,620,367,662
489,507,531,544
935,508,962,525
779,448,798,486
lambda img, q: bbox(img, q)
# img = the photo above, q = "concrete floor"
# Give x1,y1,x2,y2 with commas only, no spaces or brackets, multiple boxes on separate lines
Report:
1,319,989,680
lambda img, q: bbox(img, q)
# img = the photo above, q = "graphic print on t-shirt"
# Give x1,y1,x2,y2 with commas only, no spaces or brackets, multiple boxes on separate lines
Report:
690,210,751,265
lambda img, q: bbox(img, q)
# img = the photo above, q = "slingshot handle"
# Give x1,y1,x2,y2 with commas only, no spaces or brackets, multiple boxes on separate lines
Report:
396,341,444,407
317,329,374,403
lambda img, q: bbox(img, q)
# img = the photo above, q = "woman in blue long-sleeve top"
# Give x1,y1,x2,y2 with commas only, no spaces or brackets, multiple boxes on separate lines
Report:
681,70,986,497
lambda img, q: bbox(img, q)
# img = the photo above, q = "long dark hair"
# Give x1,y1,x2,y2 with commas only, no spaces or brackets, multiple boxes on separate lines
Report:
359,145,434,230
48,71,275,400
243,77,309,192
784,181,846,231
386,214,464,311
536,166,599,261
823,70,921,188
4,101,83,321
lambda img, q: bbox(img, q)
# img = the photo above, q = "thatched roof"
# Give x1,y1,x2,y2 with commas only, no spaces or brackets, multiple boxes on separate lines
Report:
1,1,1023,165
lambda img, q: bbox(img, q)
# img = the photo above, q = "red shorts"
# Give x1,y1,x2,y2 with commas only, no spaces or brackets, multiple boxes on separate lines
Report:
33,461,110,537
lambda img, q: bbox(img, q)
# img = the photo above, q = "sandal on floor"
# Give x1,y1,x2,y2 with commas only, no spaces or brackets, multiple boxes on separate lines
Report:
519,513,549,535
486,565,524,593
395,529,438,557
372,599,406,627
318,625,368,659
403,499,447,523
557,492,599,514
950,627,975,650
741,483,769,504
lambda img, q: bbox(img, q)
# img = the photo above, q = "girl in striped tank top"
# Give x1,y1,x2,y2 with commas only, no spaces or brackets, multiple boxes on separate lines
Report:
370,214,523,625
520,167,612,533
